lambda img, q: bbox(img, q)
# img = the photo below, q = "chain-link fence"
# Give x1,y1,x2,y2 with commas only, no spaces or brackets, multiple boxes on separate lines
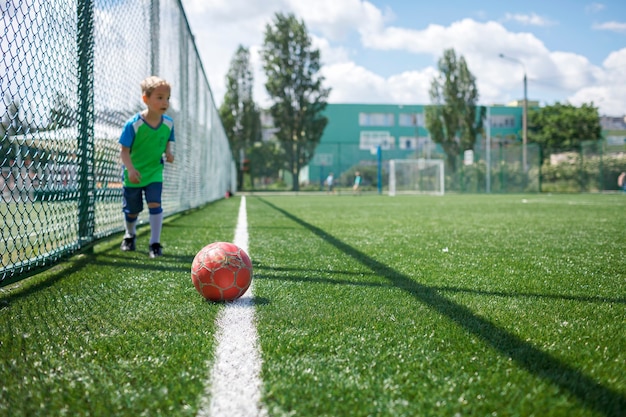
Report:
453,141,542,193
452,138,626,193
308,141,543,193
309,138,626,193
1,0,236,285
541,140,626,192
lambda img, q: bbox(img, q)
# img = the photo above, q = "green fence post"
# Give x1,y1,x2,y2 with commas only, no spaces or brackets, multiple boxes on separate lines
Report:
499,141,504,193
538,145,543,193
579,142,584,192
599,139,604,191
377,145,382,194
77,0,95,249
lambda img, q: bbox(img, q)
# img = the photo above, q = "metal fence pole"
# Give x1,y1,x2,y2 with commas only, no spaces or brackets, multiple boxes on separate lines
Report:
150,0,160,75
377,145,382,194
77,0,95,248
537,146,543,193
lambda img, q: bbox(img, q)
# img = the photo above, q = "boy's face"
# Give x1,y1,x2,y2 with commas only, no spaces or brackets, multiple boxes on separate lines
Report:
143,84,170,115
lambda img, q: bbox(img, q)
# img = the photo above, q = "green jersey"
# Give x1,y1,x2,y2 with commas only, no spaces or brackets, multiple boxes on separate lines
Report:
119,113,175,187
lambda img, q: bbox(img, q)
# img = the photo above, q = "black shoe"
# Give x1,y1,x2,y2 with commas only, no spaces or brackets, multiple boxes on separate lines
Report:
149,243,163,258
121,235,136,251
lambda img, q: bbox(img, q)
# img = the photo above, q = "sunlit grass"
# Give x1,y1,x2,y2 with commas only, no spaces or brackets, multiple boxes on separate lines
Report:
1,193,625,416
250,194,625,417
0,198,241,417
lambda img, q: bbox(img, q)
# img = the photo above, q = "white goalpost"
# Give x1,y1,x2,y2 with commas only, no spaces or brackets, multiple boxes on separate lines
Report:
389,159,445,196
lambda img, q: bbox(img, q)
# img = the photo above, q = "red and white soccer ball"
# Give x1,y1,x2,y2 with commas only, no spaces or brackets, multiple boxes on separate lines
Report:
191,242,253,302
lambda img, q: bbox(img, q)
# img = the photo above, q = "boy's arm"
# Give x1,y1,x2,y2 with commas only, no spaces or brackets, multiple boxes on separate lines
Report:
120,145,141,183
165,141,175,163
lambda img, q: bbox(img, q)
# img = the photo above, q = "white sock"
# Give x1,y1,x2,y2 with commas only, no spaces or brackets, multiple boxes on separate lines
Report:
149,212,163,245
125,219,137,238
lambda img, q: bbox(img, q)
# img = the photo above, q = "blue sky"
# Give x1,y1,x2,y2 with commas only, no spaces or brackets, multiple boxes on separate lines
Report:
181,0,626,115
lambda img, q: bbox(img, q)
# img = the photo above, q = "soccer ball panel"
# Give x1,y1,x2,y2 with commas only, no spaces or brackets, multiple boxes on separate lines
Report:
190,242,253,302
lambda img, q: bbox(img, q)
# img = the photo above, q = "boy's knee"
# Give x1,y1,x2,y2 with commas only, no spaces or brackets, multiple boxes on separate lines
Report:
149,205,163,215
125,213,138,222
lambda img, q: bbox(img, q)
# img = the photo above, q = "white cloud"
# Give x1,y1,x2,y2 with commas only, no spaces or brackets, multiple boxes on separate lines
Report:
180,0,626,116
286,0,390,41
180,0,279,106
322,62,390,103
586,3,606,13
321,63,437,104
592,21,626,33
503,13,557,27
386,69,438,104
310,35,352,65
576,49,626,112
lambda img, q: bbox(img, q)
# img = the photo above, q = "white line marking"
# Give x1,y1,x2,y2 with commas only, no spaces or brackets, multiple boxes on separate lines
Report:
197,196,266,417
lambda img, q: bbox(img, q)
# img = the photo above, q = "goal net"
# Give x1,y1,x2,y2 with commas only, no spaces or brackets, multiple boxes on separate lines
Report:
389,159,445,196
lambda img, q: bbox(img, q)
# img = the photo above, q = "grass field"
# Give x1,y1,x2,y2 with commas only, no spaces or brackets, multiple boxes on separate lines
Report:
1,193,625,416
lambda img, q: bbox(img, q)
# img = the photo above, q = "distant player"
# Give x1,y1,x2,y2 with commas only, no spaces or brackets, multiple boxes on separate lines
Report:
353,171,362,195
619,172,626,192
119,76,175,258
325,172,335,194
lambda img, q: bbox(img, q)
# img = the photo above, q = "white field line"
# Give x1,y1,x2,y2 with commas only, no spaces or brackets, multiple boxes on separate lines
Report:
197,196,267,417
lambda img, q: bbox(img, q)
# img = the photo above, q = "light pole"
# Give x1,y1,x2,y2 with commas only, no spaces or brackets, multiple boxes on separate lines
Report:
499,53,528,172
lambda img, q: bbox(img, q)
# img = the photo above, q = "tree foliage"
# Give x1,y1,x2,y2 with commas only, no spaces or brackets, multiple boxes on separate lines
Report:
248,140,285,182
425,49,485,173
219,45,261,190
261,12,330,191
46,92,76,130
1,98,33,167
1,98,26,137
528,102,601,155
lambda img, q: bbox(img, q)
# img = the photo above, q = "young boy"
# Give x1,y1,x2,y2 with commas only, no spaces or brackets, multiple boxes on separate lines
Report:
119,76,175,258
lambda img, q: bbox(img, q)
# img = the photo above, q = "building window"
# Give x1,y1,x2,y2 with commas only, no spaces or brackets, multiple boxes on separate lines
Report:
359,113,394,127
398,113,424,127
399,136,434,151
360,131,395,150
399,136,418,150
490,115,516,128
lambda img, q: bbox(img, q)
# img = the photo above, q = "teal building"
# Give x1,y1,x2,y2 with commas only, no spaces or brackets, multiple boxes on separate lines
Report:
308,103,524,186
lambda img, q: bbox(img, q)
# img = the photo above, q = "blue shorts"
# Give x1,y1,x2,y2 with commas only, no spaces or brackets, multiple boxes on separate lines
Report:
122,182,162,214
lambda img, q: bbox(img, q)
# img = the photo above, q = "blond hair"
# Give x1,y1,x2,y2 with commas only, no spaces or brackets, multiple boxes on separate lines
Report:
140,76,170,97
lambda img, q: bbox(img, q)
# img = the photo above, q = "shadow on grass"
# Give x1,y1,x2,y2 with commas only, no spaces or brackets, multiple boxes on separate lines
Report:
435,285,626,305
0,253,93,308
257,265,626,305
0,231,194,309
255,264,379,279
257,197,626,417
90,250,194,274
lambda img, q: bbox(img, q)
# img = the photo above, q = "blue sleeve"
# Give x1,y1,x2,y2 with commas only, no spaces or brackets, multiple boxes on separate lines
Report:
163,115,175,142
119,120,136,148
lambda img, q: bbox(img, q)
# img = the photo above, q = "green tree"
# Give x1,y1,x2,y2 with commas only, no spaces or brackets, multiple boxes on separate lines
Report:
2,98,24,137
528,102,601,157
248,140,285,185
219,45,261,190
261,12,330,191
425,49,484,173
2,99,28,167
47,92,76,130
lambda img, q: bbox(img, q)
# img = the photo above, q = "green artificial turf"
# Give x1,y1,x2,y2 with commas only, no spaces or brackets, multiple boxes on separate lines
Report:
249,194,625,417
1,193,625,416
0,198,241,417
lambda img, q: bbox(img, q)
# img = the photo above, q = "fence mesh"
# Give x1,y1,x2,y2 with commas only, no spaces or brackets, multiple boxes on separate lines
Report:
309,141,544,193
308,139,625,193
1,0,235,284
